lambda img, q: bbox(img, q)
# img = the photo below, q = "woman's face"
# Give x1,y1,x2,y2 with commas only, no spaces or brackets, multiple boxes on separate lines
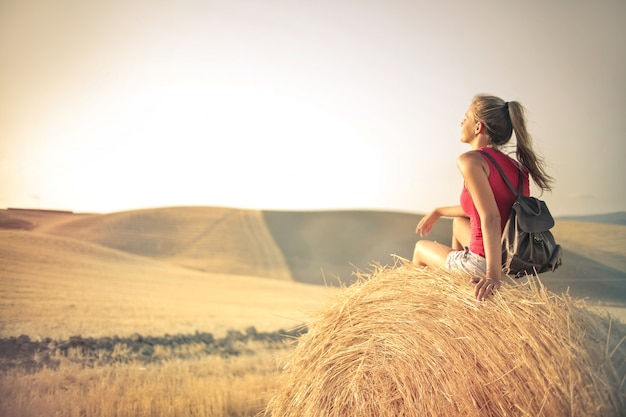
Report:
459,105,477,144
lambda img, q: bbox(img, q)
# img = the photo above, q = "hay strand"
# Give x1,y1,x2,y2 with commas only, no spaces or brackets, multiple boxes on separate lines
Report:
265,265,626,417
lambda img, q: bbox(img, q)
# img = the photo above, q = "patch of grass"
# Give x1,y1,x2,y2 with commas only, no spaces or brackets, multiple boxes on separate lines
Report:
0,341,282,417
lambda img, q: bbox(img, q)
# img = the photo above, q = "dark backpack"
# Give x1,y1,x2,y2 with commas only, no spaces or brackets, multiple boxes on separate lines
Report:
480,151,563,278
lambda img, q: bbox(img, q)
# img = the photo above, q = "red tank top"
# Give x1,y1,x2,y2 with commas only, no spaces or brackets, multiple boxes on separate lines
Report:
460,147,530,257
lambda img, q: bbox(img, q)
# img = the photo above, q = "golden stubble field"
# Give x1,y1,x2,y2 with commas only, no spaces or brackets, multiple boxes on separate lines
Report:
0,207,625,416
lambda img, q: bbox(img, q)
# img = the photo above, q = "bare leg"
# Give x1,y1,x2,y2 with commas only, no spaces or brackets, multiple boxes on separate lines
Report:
413,240,453,268
451,216,471,251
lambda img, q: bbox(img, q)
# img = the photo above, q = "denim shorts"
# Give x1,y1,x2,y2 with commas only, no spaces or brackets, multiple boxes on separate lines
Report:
445,247,487,276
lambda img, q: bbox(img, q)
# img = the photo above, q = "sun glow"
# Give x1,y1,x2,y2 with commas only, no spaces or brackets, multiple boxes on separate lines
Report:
31,82,386,212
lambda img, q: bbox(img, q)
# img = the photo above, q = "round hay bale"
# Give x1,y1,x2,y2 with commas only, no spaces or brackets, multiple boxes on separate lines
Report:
265,265,626,417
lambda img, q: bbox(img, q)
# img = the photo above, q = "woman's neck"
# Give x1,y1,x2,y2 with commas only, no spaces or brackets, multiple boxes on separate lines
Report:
470,135,491,150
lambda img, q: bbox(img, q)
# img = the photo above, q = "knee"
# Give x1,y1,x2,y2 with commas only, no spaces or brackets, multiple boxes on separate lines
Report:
413,240,452,269
412,240,426,266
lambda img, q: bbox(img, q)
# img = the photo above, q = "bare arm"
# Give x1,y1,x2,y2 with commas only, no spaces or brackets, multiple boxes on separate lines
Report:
416,205,467,237
457,152,502,301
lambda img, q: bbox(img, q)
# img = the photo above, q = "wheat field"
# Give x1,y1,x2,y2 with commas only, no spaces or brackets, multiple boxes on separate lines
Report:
1,342,282,417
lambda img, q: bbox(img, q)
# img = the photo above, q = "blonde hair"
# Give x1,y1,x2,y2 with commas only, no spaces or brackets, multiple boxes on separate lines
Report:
472,94,553,192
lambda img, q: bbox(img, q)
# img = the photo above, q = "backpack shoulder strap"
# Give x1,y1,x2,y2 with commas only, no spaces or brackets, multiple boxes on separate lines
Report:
478,150,523,197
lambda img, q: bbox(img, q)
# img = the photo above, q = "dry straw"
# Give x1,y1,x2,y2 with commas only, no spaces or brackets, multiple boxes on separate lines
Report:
265,263,626,417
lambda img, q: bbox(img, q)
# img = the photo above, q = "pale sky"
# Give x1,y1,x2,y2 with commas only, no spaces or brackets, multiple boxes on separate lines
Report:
1,0,624,216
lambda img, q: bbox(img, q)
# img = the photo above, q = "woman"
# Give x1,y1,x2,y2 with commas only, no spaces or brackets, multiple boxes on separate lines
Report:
412,94,553,301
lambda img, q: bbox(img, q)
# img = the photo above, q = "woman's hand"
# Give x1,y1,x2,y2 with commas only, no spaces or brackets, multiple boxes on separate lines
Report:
416,206,466,237
472,277,501,301
416,209,441,237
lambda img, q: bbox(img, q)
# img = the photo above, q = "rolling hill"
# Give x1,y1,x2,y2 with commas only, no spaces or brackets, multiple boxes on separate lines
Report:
0,226,331,339
1,206,625,340
3,207,291,280
263,210,452,284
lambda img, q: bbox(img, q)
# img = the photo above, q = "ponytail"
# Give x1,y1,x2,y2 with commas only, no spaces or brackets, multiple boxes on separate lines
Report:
472,95,554,192
507,101,553,192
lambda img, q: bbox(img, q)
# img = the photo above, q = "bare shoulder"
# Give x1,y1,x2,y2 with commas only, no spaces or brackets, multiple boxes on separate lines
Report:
457,150,488,170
